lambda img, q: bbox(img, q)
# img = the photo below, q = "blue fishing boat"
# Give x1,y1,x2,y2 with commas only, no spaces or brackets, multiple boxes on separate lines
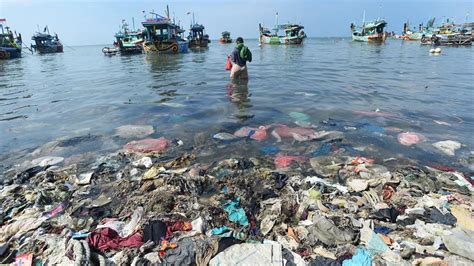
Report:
31,26,63,54
141,8,188,54
114,20,144,54
0,19,22,60
188,13,210,48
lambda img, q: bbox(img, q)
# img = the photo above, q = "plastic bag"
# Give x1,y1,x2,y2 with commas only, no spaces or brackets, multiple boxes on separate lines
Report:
225,56,232,71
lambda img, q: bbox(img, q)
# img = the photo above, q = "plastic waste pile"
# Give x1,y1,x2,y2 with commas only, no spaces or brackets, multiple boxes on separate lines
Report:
1,114,473,265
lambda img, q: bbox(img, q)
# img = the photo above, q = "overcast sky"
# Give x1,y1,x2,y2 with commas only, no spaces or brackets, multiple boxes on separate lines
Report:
1,0,472,46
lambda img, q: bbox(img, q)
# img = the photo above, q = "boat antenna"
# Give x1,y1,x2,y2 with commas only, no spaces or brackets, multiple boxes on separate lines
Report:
37,24,40,33
193,12,195,25
166,5,170,19
132,17,135,30
362,10,366,25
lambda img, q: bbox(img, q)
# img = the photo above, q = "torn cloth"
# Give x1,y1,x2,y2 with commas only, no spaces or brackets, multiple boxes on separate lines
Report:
86,228,143,252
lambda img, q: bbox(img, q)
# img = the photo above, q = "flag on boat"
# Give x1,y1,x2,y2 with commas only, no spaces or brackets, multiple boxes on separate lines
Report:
0,18,6,22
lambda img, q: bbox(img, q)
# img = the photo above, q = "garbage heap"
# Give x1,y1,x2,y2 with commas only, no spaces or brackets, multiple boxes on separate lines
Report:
0,139,473,265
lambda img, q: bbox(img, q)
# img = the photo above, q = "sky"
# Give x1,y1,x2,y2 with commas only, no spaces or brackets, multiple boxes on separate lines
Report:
1,0,472,46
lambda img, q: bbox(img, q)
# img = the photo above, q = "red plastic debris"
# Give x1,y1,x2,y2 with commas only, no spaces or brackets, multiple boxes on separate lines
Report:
124,137,170,153
274,154,306,168
397,132,423,146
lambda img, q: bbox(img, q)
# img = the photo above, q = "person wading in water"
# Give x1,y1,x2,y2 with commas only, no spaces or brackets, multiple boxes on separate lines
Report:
230,37,252,79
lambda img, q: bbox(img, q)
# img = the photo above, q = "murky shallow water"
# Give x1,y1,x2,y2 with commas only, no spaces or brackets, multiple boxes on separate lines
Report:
0,38,473,175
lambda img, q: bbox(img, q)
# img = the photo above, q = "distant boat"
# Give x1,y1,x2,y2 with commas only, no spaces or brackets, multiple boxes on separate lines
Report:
142,9,188,54
351,18,387,43
401,18,436,41
114,21,144,54
0,19,22,59
31,26,63,54
188,14,209,48
220,31,232,44
259,13,306,45
419,20,473,46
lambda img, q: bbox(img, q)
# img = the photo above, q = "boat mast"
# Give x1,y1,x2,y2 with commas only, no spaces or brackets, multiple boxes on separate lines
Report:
132,17,135,30
362,10,366,25
274,12,279,35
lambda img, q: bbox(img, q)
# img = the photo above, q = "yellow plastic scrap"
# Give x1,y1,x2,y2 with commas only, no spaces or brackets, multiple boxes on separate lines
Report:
450,205,474,231
142,167,160,180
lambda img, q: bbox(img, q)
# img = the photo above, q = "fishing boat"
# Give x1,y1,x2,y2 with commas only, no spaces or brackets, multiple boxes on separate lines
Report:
220,31,232,44
31,26,63,54
141,8,188,54
351,19,387,43
188,14,210,48
259,13,306,45
114,20,144,54
420,20,473,46
401,18,436,40
0,19,22,59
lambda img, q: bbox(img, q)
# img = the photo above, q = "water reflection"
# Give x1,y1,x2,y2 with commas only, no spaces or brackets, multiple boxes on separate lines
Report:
227,78,253,121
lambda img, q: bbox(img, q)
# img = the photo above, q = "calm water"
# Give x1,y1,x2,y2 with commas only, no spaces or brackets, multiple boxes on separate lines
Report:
1,38,473,173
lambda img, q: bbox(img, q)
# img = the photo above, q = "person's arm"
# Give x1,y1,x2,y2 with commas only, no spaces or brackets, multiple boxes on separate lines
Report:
230,49,238,64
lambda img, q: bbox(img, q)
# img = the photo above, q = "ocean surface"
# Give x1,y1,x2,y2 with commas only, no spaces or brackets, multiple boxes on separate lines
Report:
1,38,473,174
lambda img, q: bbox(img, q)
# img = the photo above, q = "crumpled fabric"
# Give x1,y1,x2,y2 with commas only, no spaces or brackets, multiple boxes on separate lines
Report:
143,220,167,244
397,132,424,146
342,247,372,266
234,126,268,141
274,154,306,168
258,198,282,236
442,228,474,261
272,125,318,141
0,209,46,242
143,220,192,244
424,207,457,225
360,221,400,263
222,197,249,226
306,214,356,246
161,238,196,265
123,137,169,153
96,207,143,238
86,227,143,252
310,256,341,266
370,207,400,223
210,243,283,266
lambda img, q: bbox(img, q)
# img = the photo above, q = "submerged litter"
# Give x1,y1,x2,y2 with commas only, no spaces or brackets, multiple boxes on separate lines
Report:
1,113,473,265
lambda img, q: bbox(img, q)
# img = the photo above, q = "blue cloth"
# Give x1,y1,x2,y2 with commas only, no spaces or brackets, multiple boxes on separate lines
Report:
312,143,332,157
211,226,232,235
222,197,249,226
360,124,385,134
342,247,372,266
260,146,280,155
374,226,392,235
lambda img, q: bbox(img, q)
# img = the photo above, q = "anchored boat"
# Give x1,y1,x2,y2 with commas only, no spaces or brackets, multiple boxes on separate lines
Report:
401,18,436,41
142,9,188,54
351,19,387,43
114,20,144,54
31,26,63,54
220,31,232,44
188,14,209,48
420,21,473,46
0,19,22,59
259,13,306,45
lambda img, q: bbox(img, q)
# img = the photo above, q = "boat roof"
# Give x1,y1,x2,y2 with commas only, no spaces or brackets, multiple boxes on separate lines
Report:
284,24,304,31
32,32,55,40
190,24,205,31
142,17,177,28
363,19,387,29
222,31,230,35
